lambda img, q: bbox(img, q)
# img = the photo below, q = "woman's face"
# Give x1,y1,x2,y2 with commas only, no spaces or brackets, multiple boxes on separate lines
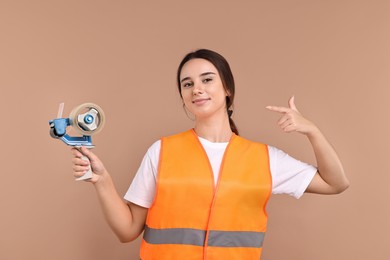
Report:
179,58,228,120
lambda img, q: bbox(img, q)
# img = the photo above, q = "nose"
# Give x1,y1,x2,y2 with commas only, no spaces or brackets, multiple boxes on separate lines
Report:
192,81,204,95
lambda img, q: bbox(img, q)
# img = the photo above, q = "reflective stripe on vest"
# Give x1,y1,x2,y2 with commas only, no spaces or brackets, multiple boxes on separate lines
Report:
144,225,265,248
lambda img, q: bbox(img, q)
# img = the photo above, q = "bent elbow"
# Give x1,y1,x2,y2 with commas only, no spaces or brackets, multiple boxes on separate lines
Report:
118,237,131,243
334,180,350,194
118,235,135,243
118,232,142,243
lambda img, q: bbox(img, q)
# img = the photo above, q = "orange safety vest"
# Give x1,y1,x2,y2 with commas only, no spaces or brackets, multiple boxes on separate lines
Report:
140,130,272,260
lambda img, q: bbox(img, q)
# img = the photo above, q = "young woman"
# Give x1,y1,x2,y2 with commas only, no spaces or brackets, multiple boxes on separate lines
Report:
72,49,349,259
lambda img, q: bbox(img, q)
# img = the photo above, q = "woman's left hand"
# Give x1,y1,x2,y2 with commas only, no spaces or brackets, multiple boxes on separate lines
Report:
266,96,317,136
267,95,349,194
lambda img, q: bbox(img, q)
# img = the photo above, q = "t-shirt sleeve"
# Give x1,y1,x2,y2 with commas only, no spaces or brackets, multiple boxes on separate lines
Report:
268,145,317,199
123,140,161,208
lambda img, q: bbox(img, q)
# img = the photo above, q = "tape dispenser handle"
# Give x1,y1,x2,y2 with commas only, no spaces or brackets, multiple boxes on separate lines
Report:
75,146,93,181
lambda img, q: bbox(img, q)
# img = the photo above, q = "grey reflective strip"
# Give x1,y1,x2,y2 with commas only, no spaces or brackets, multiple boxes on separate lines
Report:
208,230,265,248
144,226,265,248
144,226,205,246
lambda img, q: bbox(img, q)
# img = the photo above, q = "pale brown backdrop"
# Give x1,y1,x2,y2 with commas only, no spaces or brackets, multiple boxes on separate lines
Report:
1,0,389,259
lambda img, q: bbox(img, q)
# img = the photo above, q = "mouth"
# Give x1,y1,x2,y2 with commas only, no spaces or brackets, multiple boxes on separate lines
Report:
192,98,211,104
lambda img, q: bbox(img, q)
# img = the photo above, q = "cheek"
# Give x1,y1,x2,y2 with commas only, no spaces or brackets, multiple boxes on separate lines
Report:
211,86,228,101
181,90,192,104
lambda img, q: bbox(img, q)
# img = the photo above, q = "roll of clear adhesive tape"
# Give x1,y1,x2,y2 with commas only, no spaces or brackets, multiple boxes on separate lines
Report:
69,103,106,136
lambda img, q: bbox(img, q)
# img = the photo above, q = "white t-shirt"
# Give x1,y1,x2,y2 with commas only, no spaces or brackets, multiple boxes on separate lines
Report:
124,137,317,208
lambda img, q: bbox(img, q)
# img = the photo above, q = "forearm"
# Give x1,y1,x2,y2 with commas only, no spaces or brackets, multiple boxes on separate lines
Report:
307,127,349,193
93,172,142,242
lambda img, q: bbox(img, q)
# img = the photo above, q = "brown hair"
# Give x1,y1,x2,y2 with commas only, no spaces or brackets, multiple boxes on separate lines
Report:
177,49,239,135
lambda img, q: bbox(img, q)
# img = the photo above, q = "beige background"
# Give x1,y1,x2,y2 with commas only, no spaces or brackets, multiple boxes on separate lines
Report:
1,0,389,259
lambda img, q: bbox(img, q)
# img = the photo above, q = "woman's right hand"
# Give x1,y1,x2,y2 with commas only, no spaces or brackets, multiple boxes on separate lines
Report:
71,146,107,183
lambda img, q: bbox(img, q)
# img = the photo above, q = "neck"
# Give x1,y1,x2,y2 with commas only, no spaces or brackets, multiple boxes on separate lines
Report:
194,114,233,143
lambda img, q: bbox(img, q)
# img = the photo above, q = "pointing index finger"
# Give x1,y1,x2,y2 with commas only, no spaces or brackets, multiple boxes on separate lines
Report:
266,106,290,113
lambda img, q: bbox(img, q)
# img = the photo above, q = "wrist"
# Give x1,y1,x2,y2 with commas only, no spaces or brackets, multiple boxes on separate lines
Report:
306,125,321,139
93,170,112,188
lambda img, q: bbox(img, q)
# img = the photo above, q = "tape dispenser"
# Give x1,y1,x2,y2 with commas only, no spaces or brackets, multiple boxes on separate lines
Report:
49,103,105,181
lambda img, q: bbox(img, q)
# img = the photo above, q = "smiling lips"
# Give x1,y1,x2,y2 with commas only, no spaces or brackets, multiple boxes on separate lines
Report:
192,98,211,105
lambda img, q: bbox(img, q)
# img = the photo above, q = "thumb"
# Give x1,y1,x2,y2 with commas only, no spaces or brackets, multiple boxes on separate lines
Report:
288,96,298,111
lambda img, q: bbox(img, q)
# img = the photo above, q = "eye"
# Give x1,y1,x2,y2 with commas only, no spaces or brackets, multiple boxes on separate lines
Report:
182,81,193,88
202,78,213,83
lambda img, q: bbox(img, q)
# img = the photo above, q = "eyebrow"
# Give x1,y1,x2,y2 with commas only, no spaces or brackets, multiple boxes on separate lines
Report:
180,72,216,83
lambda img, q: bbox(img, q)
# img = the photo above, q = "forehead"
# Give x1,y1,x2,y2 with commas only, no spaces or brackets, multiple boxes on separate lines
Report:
180,58,219,80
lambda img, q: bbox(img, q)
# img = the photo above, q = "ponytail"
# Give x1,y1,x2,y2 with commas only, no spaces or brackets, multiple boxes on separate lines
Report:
227,97,239,135
229,116,239,135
